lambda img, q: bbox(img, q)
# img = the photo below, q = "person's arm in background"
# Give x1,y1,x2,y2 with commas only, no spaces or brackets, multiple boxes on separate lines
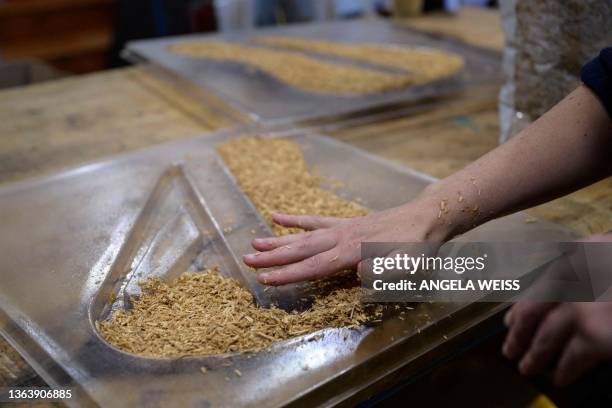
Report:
244,84,612,284
503,47,612,387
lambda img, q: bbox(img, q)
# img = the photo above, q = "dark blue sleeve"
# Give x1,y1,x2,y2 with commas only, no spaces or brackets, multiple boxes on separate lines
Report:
581,47,612,118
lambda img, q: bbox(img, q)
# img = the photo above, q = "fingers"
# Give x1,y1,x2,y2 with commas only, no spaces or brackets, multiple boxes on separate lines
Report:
503,302,556,360
554,336,599,387
272,213,346,231
518,304,575,376
251,213,349,252
356,259,369,281
257,248,355,285
251,232,309,252
504,307,514,327
244,231,336,268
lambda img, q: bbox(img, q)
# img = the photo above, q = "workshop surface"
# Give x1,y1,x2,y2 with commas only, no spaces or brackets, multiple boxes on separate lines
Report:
1,7,610,407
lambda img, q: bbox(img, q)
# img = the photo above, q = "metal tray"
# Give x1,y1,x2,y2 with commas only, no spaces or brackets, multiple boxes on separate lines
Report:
124,18,501,127
0,130,573,407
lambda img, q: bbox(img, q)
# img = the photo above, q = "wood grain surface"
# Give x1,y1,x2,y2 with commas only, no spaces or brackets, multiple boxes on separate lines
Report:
396,6,505,51
0,65,239,184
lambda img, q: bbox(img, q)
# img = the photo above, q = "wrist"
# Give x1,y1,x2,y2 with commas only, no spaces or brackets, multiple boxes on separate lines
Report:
410,183,467,242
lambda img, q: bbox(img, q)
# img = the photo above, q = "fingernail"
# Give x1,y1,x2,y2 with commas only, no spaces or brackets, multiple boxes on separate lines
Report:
504,310,512,327
519,358,531,375
244,253,259,261
503,341,517,359
502,342,510,358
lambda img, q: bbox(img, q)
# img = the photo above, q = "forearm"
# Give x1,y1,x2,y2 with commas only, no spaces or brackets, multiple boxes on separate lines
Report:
415,85,612,241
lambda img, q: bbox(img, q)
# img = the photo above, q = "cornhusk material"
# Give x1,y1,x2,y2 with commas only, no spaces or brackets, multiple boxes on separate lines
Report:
168,41,415,95
0,340,29,386
100,268,380,357
256,36,465,83
100,136,381,357
216,136,368,236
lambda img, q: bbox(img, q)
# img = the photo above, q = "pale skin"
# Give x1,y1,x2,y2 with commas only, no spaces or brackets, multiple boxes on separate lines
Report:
243,85,612,385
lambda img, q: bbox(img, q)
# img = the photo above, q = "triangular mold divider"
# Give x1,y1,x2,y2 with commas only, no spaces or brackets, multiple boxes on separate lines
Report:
93,163,283,324
92,161,310,328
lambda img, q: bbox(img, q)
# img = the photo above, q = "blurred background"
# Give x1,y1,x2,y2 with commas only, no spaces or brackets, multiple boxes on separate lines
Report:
0,0,497,86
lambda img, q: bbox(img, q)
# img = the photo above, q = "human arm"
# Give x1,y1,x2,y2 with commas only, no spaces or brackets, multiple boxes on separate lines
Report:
504,297,612,386
245,85,612,285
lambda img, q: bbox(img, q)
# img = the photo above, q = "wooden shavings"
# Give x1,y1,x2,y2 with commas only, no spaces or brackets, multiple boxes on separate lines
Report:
169,41,415,95
98,136,386,358
99,268,381,357
256,331,275,341
457,191,464,203
216,136,367,236
255,36,465,83
437,199,451,219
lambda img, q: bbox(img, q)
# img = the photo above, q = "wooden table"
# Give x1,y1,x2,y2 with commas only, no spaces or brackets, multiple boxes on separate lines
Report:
397,6,505,51
1,6,610,404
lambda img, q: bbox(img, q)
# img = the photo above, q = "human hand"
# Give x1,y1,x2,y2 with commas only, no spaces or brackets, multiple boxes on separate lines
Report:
503,301,612,386
503,233,612,385
243,201,448,286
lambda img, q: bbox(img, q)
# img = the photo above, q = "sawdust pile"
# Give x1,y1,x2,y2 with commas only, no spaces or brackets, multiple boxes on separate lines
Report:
99,268,379,357
168,41,414,94
256,36,465,83
0,339,29,386
99,136,379,357
217,136,368,235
